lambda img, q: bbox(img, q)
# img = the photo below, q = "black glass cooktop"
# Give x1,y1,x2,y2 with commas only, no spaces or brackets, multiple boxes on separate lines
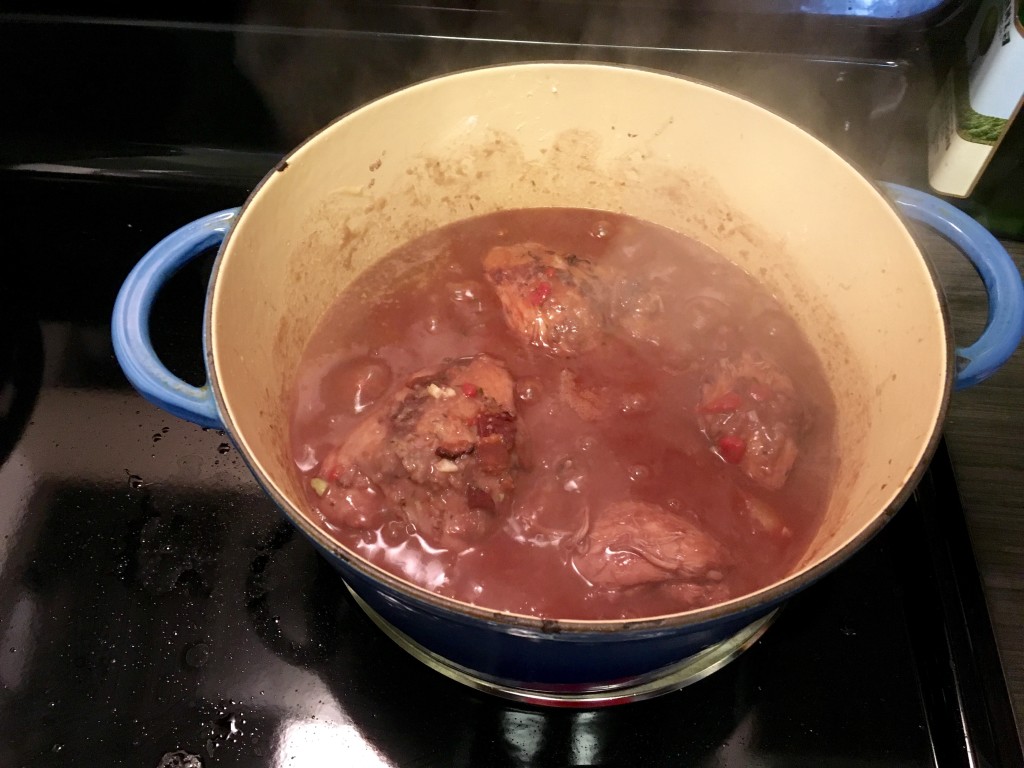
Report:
0,157,1021,768
0,9,1021,768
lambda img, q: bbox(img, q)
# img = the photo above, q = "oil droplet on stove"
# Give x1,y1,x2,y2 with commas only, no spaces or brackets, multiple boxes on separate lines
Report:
204,707,245,755
51,744,63,753
157,750,203,768
217,443,230,454
184,642,211,669
216,713,242,737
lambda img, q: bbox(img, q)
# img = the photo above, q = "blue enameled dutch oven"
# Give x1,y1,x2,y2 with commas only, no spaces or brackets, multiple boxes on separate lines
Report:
111,63,1024,706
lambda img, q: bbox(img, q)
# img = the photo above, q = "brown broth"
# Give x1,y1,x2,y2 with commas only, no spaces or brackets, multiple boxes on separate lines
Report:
288,208,837,620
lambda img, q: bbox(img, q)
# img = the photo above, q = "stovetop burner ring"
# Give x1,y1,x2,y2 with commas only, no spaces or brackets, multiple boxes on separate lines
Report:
346,586,778,709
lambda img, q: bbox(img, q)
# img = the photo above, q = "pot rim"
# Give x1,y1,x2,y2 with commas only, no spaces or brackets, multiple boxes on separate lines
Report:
204,60,955,634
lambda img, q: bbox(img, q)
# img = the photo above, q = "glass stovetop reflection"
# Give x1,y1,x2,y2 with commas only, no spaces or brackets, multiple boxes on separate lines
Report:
0,173,1020,768
0,387,934,767
2,6,1022,764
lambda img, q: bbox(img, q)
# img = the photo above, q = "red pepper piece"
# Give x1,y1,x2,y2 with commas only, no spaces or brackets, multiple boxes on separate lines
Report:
529,282,552,306
698,391,743,414
717,435,746,464
477,411,517,448
475,439,511,473
466,485,496,513
461,382,480,398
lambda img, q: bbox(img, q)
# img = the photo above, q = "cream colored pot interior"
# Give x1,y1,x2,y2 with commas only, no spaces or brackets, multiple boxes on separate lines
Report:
209,63,948,605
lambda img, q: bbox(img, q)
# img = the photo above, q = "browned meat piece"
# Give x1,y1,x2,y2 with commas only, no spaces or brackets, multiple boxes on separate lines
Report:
558,369,608,421
316,354,523,550
572,501,728,590
697,351,805,490
483,243,608,356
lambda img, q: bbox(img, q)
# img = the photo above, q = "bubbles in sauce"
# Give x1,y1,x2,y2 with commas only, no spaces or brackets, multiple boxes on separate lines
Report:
288,208,837,620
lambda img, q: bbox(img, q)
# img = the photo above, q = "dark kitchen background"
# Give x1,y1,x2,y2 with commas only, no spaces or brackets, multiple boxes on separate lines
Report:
1,1,1023,766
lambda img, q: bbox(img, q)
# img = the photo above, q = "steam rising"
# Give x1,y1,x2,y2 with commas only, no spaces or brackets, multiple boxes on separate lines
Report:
233,1,913,172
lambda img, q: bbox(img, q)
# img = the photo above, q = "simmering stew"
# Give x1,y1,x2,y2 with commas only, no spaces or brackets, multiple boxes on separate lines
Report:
289,208,837,620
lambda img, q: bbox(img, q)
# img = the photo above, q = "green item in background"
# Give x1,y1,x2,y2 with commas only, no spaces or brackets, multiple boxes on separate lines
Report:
960,114,1024,240
955,66,1007,145
927,0,1024,200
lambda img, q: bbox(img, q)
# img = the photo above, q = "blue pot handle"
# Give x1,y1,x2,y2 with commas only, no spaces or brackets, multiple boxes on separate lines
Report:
882,182,1024,390
114,189,1021,421
111,209,240,428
